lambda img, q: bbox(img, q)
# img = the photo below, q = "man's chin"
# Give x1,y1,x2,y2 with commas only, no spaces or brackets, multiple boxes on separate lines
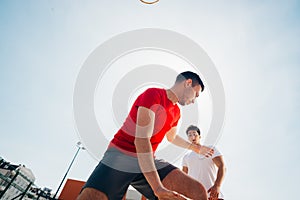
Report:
178,101,186,106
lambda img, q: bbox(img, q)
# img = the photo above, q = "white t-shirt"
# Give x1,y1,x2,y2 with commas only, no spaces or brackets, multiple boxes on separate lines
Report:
182,146,224,198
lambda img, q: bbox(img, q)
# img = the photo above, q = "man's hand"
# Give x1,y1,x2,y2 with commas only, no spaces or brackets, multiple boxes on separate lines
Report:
207,184,220,200
192,144,214,157
155,186,189,200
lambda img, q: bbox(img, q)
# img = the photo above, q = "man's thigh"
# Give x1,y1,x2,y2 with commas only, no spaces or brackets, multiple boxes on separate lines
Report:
77,188,108,200
162,169,207,200
82,162,133,200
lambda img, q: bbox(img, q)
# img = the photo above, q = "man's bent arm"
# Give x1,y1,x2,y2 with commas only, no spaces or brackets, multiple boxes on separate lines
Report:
208,155,226,198
135,107,185,199
212,156,226,187
135,106,162,192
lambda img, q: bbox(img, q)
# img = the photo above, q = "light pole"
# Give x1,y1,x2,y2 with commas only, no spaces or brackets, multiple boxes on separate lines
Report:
53,142,85,199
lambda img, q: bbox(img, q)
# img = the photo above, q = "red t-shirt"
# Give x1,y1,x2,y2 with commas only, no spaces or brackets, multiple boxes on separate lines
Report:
110,88,180,154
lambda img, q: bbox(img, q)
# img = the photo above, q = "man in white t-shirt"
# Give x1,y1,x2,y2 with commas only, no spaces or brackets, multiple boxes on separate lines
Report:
182,125,226,200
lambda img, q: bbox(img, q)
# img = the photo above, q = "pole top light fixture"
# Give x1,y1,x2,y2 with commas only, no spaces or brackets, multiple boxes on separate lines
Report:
76,141,86,150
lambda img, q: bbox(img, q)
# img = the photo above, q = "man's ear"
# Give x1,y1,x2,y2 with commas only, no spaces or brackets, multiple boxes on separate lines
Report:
185,79,192,87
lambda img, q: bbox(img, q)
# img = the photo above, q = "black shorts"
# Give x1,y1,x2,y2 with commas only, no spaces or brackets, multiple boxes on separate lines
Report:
83,148,177,200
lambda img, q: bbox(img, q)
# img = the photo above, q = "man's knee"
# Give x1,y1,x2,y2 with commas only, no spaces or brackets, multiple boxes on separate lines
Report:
162,169,208,200
77,187,108,200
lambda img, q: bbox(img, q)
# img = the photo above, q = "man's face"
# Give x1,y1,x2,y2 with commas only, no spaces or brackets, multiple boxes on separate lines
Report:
178,83,201,106
187,130,201,144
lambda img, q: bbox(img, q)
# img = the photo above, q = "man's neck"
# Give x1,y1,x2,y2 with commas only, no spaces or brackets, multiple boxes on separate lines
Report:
166,88,179,104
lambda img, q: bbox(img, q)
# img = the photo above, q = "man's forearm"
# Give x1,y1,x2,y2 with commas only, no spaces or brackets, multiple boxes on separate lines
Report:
214,166,226,186
170,134,197,150
170,134,213,157
135,138,163,192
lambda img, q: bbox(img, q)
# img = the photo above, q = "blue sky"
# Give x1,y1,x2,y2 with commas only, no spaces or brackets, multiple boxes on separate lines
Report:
1,0,300,199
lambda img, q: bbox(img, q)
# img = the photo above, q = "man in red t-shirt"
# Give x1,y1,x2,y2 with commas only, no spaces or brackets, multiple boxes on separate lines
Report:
78,71,214,200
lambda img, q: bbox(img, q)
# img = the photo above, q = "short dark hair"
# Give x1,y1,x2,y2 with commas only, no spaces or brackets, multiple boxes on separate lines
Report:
186,125,201,135
175,71,205,92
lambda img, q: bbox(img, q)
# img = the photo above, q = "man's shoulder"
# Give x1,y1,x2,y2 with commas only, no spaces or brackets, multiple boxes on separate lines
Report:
140,88,164,97
136,88,165,105
211,146,223,158
144,87,164,92
203,145,222,157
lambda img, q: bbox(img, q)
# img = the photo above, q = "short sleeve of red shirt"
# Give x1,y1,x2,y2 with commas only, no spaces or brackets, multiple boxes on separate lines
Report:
172,115,180,127
135,88,161,111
